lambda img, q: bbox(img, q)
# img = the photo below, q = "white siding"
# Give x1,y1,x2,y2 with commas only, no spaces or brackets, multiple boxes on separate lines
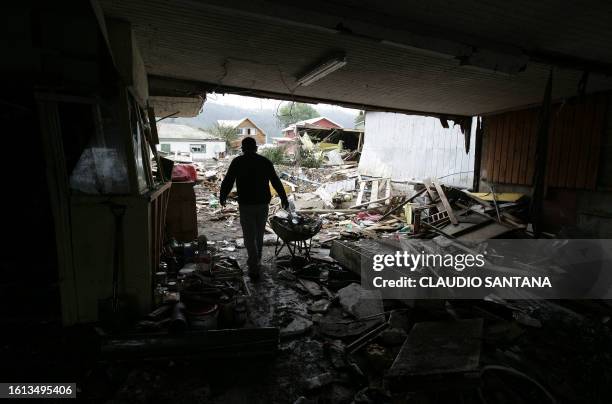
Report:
358,112,476,188
157,139,226,160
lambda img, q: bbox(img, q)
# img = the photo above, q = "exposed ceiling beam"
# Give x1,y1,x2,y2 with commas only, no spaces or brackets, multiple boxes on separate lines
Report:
148,74,473,119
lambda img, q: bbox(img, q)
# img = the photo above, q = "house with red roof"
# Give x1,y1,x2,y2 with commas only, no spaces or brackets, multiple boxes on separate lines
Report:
281,117,342,138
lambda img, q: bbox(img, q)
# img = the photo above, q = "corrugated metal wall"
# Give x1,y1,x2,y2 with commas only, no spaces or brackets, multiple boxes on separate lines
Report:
359,112,476,188
482,92,608,189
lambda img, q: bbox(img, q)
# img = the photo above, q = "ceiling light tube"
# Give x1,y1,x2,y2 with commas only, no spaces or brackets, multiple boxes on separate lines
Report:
296,55,347,86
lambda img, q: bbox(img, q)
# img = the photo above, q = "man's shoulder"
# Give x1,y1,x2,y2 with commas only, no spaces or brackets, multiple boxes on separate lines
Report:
229,155,245,165
255,153,273,165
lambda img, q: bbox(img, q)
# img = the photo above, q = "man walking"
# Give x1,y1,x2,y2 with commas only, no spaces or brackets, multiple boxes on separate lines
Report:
220,137,289,280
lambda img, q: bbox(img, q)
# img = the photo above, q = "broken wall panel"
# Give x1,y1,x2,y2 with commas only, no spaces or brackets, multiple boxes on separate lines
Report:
482,92,609,189
359,112,476,188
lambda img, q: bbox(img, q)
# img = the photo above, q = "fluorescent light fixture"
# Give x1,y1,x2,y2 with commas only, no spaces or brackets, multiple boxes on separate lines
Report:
296,55,347,86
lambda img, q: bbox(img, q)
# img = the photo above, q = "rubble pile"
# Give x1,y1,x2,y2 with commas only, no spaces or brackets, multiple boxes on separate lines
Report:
123,152,612,404
189,153,530,250
137,236,250,334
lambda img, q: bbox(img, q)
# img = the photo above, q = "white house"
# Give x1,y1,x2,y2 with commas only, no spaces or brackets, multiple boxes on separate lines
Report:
156,123,226,161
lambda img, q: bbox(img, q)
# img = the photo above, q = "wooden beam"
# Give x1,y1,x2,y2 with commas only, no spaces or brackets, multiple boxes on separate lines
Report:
119,87,141,195
356,181,366,205
384,179,391,205
432,180,459,225
422,178,438,202
369,180,380,206
298,209,360,214
36,96,78,325
472,117,484,191
529,70,554,237
378,187,427,221
352,195,394,209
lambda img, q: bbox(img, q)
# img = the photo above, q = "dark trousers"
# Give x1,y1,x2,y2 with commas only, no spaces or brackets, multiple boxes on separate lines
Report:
239,204,269,270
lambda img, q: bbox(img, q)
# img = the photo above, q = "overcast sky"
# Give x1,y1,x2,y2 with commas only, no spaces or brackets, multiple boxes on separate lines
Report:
206,92,359,114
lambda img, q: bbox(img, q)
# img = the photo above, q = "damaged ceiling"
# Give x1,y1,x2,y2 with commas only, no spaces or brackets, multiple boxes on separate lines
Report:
99,0,612,117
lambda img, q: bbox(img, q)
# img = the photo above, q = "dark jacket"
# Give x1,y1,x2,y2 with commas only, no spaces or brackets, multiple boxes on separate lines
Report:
219,152,288,205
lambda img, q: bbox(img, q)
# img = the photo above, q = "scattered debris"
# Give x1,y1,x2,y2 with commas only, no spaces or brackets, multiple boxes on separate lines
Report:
365,343,394,373
161,156,582,403
303,372,334,390
379,327,407,346
299,279,324,298
326,340,347,369
309,299,331,314
386,318,483,391
281,316,314,339
338,283,384,322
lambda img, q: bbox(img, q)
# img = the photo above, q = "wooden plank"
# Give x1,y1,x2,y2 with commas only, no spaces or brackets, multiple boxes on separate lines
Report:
458,222,514,241
151,199,157,272
585,94,607,189
575,97,594,188
546,104,561,187
369,180,380,204
422,178,438,202
472,119,484,191
484,116,498,183
439,216,492,237
498,113,510,182
432,180,458,225
356,181,366,205
378,188,427,221
529,72,554,237
564,103,579,187
517,110,531,185
469,192,524,202
557,103,573,187
387,318,482,385
525,109,538,185
481,93,608,190
495,114,508,183
352,195,394,209
503,112,516,183
550,103,564,187
504,111,515,183
509,110,521,184
493,114,505,183
299,209,360,214
384,179,391,205
566,102,583,188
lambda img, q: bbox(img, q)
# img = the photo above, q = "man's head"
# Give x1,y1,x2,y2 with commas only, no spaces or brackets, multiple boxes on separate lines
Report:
241,136,257,153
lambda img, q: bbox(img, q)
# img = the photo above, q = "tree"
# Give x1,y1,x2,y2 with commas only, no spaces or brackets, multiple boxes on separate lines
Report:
276,102,320,128
208,122,238,149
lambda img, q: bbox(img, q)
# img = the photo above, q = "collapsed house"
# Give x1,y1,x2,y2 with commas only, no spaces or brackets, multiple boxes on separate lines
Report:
273,116,364,163
4,0,612,402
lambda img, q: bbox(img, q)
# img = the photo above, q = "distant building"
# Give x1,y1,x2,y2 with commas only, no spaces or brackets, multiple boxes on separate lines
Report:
281,117,342,138
157,123,226,161
217,118,266,148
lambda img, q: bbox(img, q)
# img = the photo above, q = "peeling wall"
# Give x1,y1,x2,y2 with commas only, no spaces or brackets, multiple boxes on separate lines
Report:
359,112,476,188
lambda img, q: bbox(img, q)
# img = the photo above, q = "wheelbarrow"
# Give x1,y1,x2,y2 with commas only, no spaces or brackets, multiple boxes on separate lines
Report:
269,215,322,260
